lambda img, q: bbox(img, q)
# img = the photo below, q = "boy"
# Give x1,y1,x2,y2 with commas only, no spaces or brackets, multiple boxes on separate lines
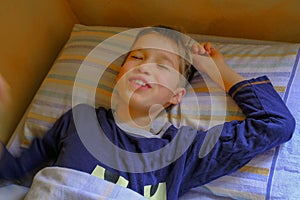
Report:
0,26,296,199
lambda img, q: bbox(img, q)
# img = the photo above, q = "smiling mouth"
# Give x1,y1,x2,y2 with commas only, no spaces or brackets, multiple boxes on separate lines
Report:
134,79,146,86
130,79,151,89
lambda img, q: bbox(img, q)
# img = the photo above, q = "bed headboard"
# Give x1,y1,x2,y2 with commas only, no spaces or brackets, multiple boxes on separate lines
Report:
68,0,300,43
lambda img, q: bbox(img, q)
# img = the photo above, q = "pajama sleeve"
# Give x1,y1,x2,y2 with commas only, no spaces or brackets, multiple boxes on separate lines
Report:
181,76,296,193
0,108,74,180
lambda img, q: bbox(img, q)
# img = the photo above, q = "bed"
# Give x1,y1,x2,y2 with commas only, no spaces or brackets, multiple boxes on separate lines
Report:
1,24,300,199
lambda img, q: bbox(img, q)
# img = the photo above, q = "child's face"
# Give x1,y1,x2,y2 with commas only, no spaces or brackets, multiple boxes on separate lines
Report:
115,32,186,112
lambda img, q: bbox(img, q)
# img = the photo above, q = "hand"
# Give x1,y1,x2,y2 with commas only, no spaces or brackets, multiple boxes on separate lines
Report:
0,74,10,110
191,42,225,74
191,42,245,92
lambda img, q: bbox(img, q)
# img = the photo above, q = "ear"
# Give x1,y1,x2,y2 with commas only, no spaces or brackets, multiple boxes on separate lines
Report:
169,87,186,105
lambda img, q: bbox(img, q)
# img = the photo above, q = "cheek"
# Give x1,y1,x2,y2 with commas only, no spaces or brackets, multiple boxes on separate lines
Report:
116,72,122,82
160,73,180,89
116,65,129,82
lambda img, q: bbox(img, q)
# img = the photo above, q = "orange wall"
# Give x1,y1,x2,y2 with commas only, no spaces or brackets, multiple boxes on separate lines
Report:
0,0,78,143
68,0,300,42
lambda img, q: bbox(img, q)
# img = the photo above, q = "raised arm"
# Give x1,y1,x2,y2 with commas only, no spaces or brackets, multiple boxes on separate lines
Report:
0,107,75,180
191,42,245,92
179,43,296,193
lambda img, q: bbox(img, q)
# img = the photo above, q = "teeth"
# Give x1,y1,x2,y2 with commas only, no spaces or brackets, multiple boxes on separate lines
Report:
134,80,146,86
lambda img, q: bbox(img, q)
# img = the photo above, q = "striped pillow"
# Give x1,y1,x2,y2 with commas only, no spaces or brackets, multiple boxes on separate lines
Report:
21,24,299,199
23,24,299,144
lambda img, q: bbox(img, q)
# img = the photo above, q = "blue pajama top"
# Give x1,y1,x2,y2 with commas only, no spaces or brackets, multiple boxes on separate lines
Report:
0,76,296,199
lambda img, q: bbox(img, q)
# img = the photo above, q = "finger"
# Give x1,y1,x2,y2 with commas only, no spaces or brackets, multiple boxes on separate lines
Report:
203,42,213,54
191,43,206,55
191,43,199,54
198,43,208,55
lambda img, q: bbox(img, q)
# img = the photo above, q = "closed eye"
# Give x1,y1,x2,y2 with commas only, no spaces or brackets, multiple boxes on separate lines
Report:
157,63,170,70
130,55,143,60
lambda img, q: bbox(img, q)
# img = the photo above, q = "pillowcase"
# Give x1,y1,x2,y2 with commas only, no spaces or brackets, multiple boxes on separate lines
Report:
18,24,300,199
23,24,298,145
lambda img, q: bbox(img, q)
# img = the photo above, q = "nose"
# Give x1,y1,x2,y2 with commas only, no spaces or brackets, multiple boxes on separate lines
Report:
135,62,154,75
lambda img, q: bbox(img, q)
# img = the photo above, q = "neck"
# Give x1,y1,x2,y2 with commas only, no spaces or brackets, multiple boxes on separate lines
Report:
114,101,164,132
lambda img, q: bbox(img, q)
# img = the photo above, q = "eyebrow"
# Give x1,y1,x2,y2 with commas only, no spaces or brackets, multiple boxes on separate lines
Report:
159,51,176,64
133,48,179,68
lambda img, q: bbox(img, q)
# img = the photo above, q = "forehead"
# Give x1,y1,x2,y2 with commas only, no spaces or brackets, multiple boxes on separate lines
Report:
131,32,180,55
